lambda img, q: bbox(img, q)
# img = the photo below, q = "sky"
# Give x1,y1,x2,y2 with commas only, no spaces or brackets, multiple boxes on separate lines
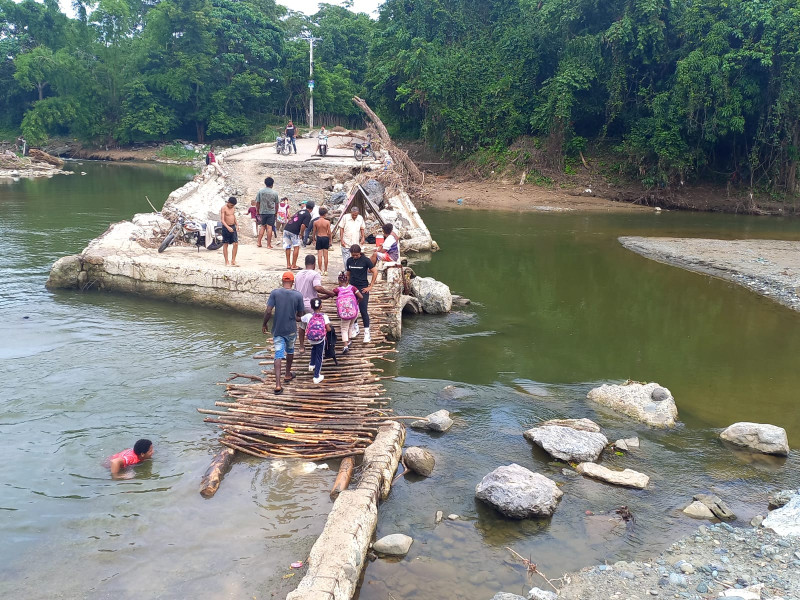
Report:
57,0,383,18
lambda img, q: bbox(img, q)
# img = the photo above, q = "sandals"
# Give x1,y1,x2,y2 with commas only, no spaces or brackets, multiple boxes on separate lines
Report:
283,371,296,382
274,386,283,395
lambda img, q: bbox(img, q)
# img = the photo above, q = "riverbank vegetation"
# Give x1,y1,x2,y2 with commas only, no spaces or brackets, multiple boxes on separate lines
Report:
1,0,799,197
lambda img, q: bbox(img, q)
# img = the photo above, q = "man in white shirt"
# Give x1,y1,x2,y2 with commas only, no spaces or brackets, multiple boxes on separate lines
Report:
303,201,322,246
337,205,365,264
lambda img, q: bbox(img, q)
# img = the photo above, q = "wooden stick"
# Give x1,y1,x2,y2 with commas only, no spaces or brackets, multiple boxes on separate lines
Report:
330,456,355,499
199,447,236,498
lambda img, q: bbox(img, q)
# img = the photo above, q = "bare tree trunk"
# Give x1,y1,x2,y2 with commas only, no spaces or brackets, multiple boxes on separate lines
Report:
352,96,424,184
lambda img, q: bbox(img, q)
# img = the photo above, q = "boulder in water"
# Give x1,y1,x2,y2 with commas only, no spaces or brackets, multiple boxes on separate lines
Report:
475,464,562,518
692,493,736,520
373,533,413,556
404,447,435,476
410,409,453,432
537,418,601,433
587,382,678,428
576,463,650,489
683,500,715,520
720,422,790,456
523,425,608,462
410,276,452,314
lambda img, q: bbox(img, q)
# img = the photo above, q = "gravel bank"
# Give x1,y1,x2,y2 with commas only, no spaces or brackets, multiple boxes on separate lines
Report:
619,237,800,312
556,520,800,600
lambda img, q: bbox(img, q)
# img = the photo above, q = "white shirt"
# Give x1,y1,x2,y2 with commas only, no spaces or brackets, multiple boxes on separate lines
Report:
310,205,321,220
338,214,365,246
300,312,331,344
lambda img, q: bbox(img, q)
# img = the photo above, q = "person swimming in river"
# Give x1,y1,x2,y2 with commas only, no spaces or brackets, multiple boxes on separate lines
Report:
106,439,153,479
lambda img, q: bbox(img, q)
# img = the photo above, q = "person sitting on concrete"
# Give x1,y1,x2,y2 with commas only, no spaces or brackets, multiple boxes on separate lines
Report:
262,271,305,394
107,439,153,479
207,146,226,177
370,223,400,265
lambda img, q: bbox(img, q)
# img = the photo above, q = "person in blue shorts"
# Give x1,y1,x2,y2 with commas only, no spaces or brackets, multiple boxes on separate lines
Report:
262,271,305,394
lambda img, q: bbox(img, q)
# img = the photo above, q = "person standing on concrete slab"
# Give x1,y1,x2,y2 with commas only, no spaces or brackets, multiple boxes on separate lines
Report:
262,272,305,394
337,205,365,265
220,197,239,266
295,254,334,354
256,177,278,248
283,201,313,270
345,244,378,343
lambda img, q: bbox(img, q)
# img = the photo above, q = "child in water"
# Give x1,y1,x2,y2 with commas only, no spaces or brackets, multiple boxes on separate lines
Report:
301,298,331,384
106,439,153,479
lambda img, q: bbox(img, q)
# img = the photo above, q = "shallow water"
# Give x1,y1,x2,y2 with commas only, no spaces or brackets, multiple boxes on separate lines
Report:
2,168,800,599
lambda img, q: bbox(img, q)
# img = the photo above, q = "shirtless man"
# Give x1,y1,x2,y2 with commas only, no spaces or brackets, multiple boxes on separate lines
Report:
221,196,239,266
311,207,332,275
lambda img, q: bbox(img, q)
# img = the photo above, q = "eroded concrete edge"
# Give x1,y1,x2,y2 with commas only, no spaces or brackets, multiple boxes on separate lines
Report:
286,421,405,600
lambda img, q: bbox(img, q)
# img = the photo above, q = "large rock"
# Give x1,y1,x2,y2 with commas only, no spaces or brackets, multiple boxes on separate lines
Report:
410,409,453,432
475,464,563,519
46,255,82,289
683,500,715,520
373,533,413,556
523,425,608,462
762,492,800,536
768,489,798,510
576,463,649,489
587,382,678,428
538,418,601,433
404,447,435,476
410,276,452,314
719,422,790,456
692,493,736,520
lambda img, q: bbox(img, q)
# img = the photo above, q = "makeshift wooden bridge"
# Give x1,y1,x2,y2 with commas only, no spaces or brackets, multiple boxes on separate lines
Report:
197,280,404,498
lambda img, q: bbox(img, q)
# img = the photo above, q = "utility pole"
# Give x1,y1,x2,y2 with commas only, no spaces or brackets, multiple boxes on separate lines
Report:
301,35,322,130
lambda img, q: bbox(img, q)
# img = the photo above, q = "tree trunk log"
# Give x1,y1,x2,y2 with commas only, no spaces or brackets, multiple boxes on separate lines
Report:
199,447,236,498
330,456,355,500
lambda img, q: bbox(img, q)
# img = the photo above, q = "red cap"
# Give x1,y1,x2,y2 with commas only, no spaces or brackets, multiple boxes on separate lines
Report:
282,271,295,282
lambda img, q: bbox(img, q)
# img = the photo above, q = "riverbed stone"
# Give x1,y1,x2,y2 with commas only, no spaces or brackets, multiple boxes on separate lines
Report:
410,276,452,314
404,446,435,476
523,425,608,462
720,422,790,455
693,493,736,520
410,409,453,432
373,533,413,556
46,255,83,288
586,382,678,428
768,489,797,509
537,418,601,432
762,492,800,536
683,500,715,520
475,464,563,518
527,588,557,600
576,462,650,489
613,437,640,452
491,594,527,600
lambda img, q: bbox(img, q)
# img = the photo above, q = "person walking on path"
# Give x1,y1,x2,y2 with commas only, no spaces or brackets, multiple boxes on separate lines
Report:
295,254,334,354
277,197,290,233
337,205,365,265
207,146,226,177
345,244,378,343
256,177,279,248
283,201,313,270
285,120,297,154
301,298,331,384
312,207,332,275
262,272,305,394
106,439,153,479
220,197,239,266
333,271,363,354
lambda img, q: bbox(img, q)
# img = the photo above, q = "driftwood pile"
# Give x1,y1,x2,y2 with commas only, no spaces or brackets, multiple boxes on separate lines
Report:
198,283,405,498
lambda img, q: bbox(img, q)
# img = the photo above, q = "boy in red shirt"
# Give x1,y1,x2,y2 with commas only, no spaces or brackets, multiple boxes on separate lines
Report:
107,439,154,479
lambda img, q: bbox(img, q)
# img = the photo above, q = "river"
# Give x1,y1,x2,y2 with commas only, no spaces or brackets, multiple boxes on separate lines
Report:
2,162,800,599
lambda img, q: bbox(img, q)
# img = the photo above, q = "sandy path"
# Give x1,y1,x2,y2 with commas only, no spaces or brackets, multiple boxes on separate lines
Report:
620,237,800,312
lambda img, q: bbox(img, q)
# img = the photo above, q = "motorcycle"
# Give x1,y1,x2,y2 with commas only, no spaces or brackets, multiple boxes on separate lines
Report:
158,213,225,253
317,132,328,156
276,135,291,155
353,135,375,161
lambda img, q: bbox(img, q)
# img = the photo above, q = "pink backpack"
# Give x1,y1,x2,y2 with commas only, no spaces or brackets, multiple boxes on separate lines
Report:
336,286,359,320
306,312,327,343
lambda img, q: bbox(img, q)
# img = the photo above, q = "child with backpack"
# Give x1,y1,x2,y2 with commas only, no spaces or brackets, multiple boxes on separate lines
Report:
333,271,363,354
301,298,331,384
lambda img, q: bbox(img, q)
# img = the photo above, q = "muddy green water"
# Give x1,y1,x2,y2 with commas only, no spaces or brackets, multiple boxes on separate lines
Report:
2,165,800,599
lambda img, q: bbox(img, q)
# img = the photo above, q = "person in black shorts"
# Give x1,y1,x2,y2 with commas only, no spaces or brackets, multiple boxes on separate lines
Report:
312,207,332,275
220,197,239,266
345,244,377,343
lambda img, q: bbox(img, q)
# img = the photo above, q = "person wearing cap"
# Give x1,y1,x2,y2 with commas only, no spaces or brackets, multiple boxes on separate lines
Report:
283,201,313,270
262,272,305,394
336,205,365,265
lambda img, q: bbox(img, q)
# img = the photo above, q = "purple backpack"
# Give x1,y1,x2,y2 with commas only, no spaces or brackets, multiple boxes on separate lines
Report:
306,312,327,343
336,286,359,320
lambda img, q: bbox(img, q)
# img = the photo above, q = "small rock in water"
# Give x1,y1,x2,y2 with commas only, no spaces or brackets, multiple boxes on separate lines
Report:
768,489,797,509
410,409,453,432
719,422,789,456
372,533,413,556
683,500,715,520
693,493,736,520
447,514,460,520
576,462,649,489
435,510,443,524
750,515,764,527
613,437,640,452
475,464,563,518
404,446,435,476
526,587,557,600
491,594,527,600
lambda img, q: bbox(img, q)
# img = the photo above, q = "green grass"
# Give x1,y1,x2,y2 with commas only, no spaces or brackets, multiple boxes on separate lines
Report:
156,142,200,161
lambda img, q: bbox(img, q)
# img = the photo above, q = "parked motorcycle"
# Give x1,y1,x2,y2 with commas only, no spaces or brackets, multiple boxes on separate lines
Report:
353,135,375,161
158,213,224,253
317,132,328,156
276,135,291,155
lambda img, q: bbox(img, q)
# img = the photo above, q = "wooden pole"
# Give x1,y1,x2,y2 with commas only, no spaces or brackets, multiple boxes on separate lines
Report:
199,447,236,498
330,456,355,499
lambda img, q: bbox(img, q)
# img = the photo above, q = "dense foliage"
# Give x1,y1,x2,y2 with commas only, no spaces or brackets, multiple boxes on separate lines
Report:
2,0,799,192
